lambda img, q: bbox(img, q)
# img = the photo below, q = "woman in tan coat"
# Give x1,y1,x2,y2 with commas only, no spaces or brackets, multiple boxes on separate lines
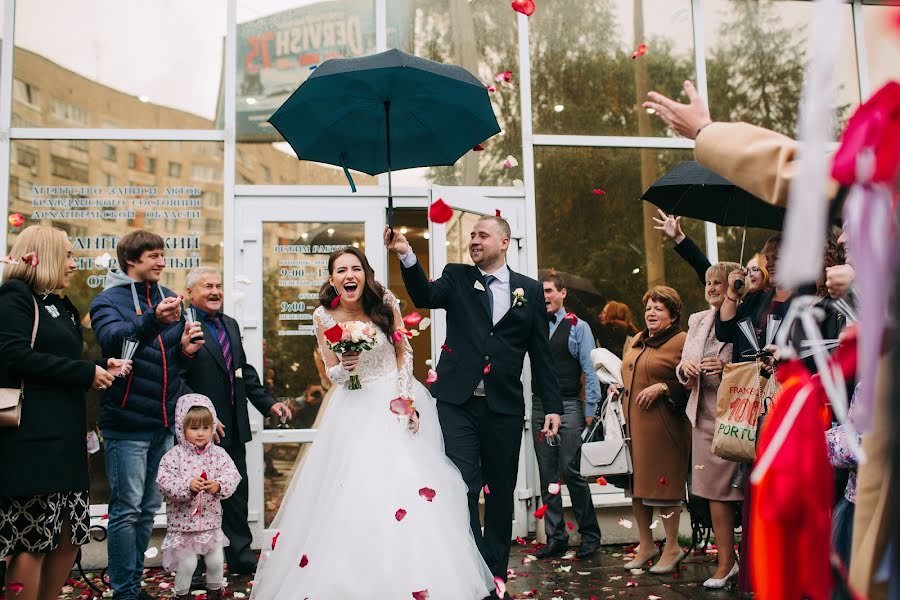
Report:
617,286,690,574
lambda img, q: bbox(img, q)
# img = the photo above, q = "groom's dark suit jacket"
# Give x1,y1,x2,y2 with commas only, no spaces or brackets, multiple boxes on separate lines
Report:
402,261,562,417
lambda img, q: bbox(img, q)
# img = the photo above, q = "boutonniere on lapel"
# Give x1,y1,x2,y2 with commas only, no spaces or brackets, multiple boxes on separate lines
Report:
473,280,486,292
512,288,527,308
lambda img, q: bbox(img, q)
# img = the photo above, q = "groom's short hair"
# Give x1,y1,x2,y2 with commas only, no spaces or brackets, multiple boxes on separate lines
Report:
476,215,511,241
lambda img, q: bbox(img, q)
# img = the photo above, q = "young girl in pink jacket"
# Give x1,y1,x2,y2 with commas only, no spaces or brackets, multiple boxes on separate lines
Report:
157,394,241,600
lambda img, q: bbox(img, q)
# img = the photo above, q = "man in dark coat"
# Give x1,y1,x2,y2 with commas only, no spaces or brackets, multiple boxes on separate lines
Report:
385,216,561,590
90,230,203,600
181,267,291,574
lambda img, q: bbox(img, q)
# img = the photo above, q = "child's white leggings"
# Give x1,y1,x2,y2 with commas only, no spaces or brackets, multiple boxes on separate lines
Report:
174,543,225,595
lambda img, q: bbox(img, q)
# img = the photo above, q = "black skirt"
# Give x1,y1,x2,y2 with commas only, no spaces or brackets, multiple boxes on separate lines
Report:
0,490,90,555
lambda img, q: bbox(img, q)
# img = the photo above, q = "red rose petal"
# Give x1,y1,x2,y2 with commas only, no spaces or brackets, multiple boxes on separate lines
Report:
271,532,280,550
440,344,453,353
8,582,24,594
390,397,416,417
483,484,491,495
483,363,492,375
631,43,648,59
101,514,109,520
596,476,608,486
515,536,527,545
324,323,343,344
329,294,341,309
565,312,578,325
8,213,24,228
659,476,668,486
511,0,536,17
486,85,497,93
425,369,438,384
395,508,407,522
566,521,575,531
592,188,607,196
200,471,208,480
533,504,548,519
428,198,453,224
298,554,309,568
412,591,430,600
418,487,436,502
472,144,485,152
402,312,423,328
495,209,502,217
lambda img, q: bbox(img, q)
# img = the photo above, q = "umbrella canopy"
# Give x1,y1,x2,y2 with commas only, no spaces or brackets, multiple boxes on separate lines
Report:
268,48,501,229
640,161,785,230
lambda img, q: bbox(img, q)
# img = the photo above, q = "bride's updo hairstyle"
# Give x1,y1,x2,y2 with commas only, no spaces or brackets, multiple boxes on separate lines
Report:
319,246,396,342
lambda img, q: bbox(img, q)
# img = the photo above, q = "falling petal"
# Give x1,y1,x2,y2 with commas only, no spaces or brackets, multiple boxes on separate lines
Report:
534,504,548,519
95,252,112,270
631,43,648,59
645,107,657,115
144,547,159,559
418,317,431,330
290,364,298,372
495,209,502,217
483,484,491,495
440,344,453,353
513,179,524,188
234,274,253,285
299,554,309,568
650,519,659,529
425,369,438,384
101,514,109,520
395,508,407,522
592,188,607,196
548,482,561,495
428,198,453,224
412,590,430,600
390,397,416,417
486,85,497,93
493,577,507,597
564,312,578,325
503,155,519,168
410,329,420,337
658,476,668,486
483,363,492,375
8,582,24,594
661,511,676,519
625,580,639,587
566,521,575,531
271,532,280,550
418,487,436,502
511,0,536,16
618,518,633,529
472,144,485,152
8,213,24,228
402,312,423,328
329,295,341,309
596,476,608,486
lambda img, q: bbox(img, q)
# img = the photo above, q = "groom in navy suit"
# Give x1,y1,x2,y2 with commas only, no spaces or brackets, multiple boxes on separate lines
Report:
386,217,561,588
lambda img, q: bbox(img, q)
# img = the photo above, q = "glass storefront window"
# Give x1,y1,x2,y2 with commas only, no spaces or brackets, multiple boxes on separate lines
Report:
235,0,380,186
13,1,225,128
7,139,224,503
388,0,522,187
704,0,860,137
534,146,708,352
862,5,900,93
264,442,310,526
529,0,696,138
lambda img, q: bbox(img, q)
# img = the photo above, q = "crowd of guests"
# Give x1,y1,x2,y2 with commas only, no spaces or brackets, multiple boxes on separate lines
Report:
0,228,289,600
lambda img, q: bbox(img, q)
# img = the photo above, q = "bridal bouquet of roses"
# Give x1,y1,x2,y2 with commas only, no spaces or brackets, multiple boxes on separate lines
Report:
323,321,378,390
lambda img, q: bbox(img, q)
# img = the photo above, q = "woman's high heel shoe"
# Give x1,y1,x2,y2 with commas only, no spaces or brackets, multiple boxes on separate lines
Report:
649,549,686,574
623,547,660,570
703,562,739,589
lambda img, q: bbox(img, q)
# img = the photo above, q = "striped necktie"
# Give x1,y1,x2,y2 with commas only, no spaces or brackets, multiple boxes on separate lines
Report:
210,314,235,402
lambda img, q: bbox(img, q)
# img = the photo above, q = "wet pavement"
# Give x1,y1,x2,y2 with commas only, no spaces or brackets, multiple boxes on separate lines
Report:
43,539,739,600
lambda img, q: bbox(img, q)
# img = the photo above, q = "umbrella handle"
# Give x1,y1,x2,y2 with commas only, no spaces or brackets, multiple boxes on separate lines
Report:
385,100,394,241
339,154,357,193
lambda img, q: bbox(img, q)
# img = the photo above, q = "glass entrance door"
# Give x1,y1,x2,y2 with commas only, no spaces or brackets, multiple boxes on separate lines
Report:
233,193,386,545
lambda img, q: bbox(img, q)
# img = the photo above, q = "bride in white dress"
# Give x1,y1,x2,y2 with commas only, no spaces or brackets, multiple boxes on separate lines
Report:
251,247,494,600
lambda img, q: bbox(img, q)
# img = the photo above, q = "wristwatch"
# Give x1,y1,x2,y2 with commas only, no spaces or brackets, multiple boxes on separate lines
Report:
659,383,669,396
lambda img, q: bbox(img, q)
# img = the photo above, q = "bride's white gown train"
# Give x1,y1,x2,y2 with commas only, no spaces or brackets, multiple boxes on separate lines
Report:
251,295,493,600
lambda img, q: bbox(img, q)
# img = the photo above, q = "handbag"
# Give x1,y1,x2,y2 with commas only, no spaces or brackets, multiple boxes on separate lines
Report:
711,361,780,463
0,297,39,428
579,390,633,478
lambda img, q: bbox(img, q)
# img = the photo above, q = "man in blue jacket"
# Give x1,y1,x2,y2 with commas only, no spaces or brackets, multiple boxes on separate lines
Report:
90,231,203,600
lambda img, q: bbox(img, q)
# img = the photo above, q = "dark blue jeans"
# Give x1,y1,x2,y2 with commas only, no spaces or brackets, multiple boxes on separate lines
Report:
104,430,173,600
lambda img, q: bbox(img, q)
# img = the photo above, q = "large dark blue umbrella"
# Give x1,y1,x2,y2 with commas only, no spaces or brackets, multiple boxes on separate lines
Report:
268,48,501,231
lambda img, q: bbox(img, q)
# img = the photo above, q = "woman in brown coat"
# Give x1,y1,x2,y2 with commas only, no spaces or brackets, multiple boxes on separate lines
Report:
617,286,690,574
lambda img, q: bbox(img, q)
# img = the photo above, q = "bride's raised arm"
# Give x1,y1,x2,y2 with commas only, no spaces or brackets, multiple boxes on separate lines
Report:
313,307,351,386
385,290,414,401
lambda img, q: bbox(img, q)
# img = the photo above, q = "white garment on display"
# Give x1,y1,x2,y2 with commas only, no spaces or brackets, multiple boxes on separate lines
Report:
250,291,494,600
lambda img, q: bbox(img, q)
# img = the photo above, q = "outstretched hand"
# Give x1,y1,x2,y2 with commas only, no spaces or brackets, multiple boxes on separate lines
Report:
642,80,712,140
652,209,685,244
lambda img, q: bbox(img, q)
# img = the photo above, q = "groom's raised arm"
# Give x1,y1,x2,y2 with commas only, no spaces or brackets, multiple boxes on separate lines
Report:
526,282,562,416
386,226,453,309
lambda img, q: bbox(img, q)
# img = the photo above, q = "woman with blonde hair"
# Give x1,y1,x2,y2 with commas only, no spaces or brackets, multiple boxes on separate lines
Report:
0,226,130,600
616,286,690,575
677,261,743,588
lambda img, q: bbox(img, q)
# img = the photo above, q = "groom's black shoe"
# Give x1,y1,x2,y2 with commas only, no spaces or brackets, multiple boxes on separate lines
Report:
575,539,601,559
536,539,568,559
